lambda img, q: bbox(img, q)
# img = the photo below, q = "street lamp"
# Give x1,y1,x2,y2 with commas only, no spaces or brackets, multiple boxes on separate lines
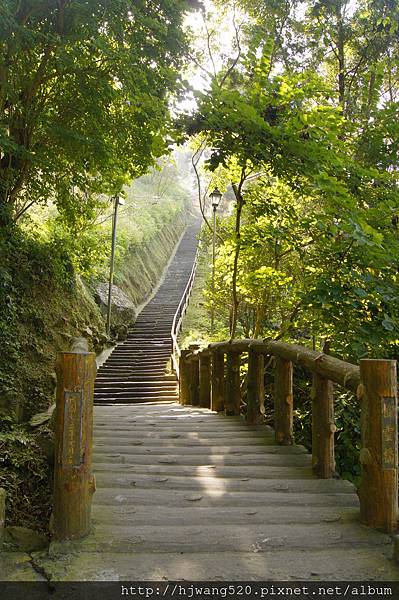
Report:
210,187,222,334
106,194,125,337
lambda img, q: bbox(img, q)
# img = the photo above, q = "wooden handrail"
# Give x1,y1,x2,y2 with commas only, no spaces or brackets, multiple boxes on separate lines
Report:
190,339,360,392
170,246,200,379
179,337,398,533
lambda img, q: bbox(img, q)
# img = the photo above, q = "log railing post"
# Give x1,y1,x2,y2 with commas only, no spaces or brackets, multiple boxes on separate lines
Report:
188,345,200,406
211,351,225,412
199,353,211,409
246,348,264,425
190,358,200,406
179,349,191,405
274,357,293,445
311,373,335,478
53,338,96,540
358,359,398,533
225,352,241,416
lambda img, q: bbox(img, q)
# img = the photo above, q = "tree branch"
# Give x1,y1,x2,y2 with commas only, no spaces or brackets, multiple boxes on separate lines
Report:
219,9,242,87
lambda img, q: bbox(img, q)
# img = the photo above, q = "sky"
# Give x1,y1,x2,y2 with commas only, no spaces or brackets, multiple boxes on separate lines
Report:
181,0,359,112
181,0,242,111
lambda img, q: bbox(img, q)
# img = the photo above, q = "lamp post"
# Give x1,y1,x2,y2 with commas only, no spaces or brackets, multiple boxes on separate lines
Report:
210,187,222,334
106,194,125,337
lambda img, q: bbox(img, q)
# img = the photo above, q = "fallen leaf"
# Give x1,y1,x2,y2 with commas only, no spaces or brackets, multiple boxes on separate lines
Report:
323,515,342,523
185,495,203,502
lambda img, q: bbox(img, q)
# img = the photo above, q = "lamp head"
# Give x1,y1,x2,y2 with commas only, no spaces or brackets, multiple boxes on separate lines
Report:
210,187,222,209
111,194,125,206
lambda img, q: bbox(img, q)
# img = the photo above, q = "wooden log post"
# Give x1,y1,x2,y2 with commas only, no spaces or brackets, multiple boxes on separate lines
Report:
199,354,211,409
311,373,335,478
358,359,398,533
246,349,264,425
274,357,293,445
191,359,200,406
188,345,200,406
53,338,96,540
211,351,225,412
179,349,191,406
225,352,241,416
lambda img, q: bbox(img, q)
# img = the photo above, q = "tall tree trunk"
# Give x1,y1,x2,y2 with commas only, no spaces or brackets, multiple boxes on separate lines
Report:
230,177,245,339
336,7,345,109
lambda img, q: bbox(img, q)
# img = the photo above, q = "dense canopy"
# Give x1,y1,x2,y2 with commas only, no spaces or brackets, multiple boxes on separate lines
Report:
0,0,194,225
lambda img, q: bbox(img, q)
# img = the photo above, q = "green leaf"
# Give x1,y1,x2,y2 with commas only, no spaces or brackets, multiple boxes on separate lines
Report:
354,288,368,298
382,320,394,331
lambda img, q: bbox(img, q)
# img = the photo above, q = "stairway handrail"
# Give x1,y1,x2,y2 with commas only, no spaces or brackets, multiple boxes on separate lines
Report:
170,245,200,379
188,338,361,392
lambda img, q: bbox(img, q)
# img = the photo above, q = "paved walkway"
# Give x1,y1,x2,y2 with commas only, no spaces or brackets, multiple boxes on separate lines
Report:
30,402,398,581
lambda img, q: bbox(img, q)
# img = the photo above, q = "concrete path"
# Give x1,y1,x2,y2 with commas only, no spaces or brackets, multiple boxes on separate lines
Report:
30,402,398,581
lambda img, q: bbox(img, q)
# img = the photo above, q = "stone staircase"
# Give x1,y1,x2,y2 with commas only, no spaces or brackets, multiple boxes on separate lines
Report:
94,220,201,405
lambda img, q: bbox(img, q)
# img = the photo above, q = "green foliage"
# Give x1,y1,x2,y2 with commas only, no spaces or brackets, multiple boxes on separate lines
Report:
182,0,399,360
0,225,75,420
44,217,110,280
0,0,193,223
334,394,362,484
289,372,362,484
0,418,53,532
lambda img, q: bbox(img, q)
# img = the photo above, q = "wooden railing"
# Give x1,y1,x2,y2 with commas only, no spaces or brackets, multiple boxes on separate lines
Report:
170,247,199,379
179,338,398,534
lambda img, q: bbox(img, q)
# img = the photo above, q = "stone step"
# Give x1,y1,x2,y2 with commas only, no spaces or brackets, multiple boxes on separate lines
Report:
92,459,313,475
102,360,168,366
64,522,390,554
92,452,311,467
95,376,176,382
91,504,359,527
94,397,176,405
104,354,170,360
94,386,177,394
110,350,170,355
94,394,178,402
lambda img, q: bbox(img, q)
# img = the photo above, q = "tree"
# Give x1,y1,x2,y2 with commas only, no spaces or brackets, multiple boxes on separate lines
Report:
184,1,399,356
232,0,399,116
0,0,195,226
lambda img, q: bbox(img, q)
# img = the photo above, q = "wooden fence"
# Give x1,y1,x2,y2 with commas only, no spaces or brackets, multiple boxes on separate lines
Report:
178,338,398,534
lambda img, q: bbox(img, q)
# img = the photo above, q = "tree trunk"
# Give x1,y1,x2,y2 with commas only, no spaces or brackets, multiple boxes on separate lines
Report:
336,5,346,109
230,178,245,338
